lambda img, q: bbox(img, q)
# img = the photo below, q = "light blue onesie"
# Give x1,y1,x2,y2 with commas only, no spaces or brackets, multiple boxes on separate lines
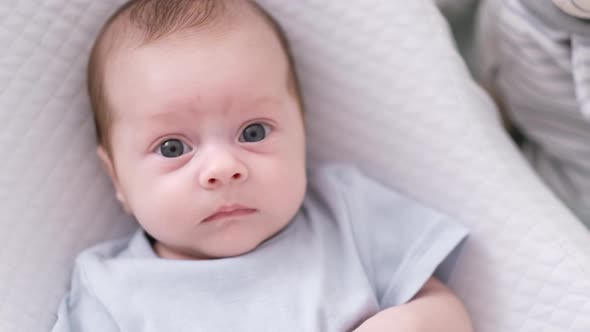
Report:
52,165,468,332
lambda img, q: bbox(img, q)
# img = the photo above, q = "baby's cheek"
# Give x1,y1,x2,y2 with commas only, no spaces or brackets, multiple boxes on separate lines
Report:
129,176,190,233
262,157,305,218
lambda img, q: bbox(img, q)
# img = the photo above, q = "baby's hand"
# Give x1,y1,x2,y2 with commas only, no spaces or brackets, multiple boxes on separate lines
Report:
353,278,472,332
352,310,420,332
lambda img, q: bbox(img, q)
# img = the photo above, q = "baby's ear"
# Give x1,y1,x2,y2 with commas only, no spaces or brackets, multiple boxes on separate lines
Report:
96,146,131,213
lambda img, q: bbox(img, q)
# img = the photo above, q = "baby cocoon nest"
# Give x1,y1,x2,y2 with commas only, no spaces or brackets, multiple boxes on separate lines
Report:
52,1,471,331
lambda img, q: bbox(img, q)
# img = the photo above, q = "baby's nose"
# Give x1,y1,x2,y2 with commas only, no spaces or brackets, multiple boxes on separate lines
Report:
198,153,248,190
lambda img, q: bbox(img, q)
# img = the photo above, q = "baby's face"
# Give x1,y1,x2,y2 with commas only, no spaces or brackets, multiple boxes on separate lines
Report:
100,18,306,259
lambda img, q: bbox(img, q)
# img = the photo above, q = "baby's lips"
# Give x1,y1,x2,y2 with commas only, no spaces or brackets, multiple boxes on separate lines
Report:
202,204,257,223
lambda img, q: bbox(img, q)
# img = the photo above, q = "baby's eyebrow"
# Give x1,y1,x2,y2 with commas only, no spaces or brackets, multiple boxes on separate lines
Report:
144,95,283,121
252,96,280,104
245,96,283,109
144,101,206,120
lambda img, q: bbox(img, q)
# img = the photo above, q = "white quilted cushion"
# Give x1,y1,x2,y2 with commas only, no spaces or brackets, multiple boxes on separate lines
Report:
1,1,589,331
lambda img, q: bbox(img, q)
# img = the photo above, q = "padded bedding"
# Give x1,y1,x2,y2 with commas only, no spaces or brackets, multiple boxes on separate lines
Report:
0,1,589,331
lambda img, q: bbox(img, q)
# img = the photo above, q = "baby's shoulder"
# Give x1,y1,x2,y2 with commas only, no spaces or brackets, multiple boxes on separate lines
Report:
72,233,136,276
305,163,453,227
308,163,375,189
306,163,404,201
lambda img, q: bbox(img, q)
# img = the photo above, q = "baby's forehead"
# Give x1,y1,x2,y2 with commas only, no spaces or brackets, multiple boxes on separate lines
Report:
103,34,292,120
99,2,287,89
93,0,298,118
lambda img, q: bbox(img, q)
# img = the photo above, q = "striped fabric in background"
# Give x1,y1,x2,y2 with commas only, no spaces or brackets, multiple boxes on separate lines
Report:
477,0,590,227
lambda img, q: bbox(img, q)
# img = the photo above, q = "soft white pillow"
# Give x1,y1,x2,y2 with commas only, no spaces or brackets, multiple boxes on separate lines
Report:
0,1,588,331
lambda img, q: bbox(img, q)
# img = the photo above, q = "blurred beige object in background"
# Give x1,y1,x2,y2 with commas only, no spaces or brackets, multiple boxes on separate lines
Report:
553,0,590,18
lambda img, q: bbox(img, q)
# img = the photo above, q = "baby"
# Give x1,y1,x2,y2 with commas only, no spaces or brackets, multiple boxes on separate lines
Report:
476,0,590,227
52,1,472,331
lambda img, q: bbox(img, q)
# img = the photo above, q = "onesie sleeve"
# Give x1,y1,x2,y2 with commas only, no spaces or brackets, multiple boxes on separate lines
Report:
51,263,120,332
326,166,468,309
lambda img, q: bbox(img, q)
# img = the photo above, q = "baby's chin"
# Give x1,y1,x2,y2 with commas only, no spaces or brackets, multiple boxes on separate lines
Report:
148,210,297,260
152,227,281,260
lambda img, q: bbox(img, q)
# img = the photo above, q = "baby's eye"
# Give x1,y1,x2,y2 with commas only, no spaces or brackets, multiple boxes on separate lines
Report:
157,139,192,158
239,123,272,143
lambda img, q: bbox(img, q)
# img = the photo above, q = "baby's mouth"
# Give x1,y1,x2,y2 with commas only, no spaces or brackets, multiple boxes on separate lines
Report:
202,204,257,223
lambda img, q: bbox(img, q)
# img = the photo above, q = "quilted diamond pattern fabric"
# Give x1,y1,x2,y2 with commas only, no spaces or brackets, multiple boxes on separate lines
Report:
0,1,588,331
